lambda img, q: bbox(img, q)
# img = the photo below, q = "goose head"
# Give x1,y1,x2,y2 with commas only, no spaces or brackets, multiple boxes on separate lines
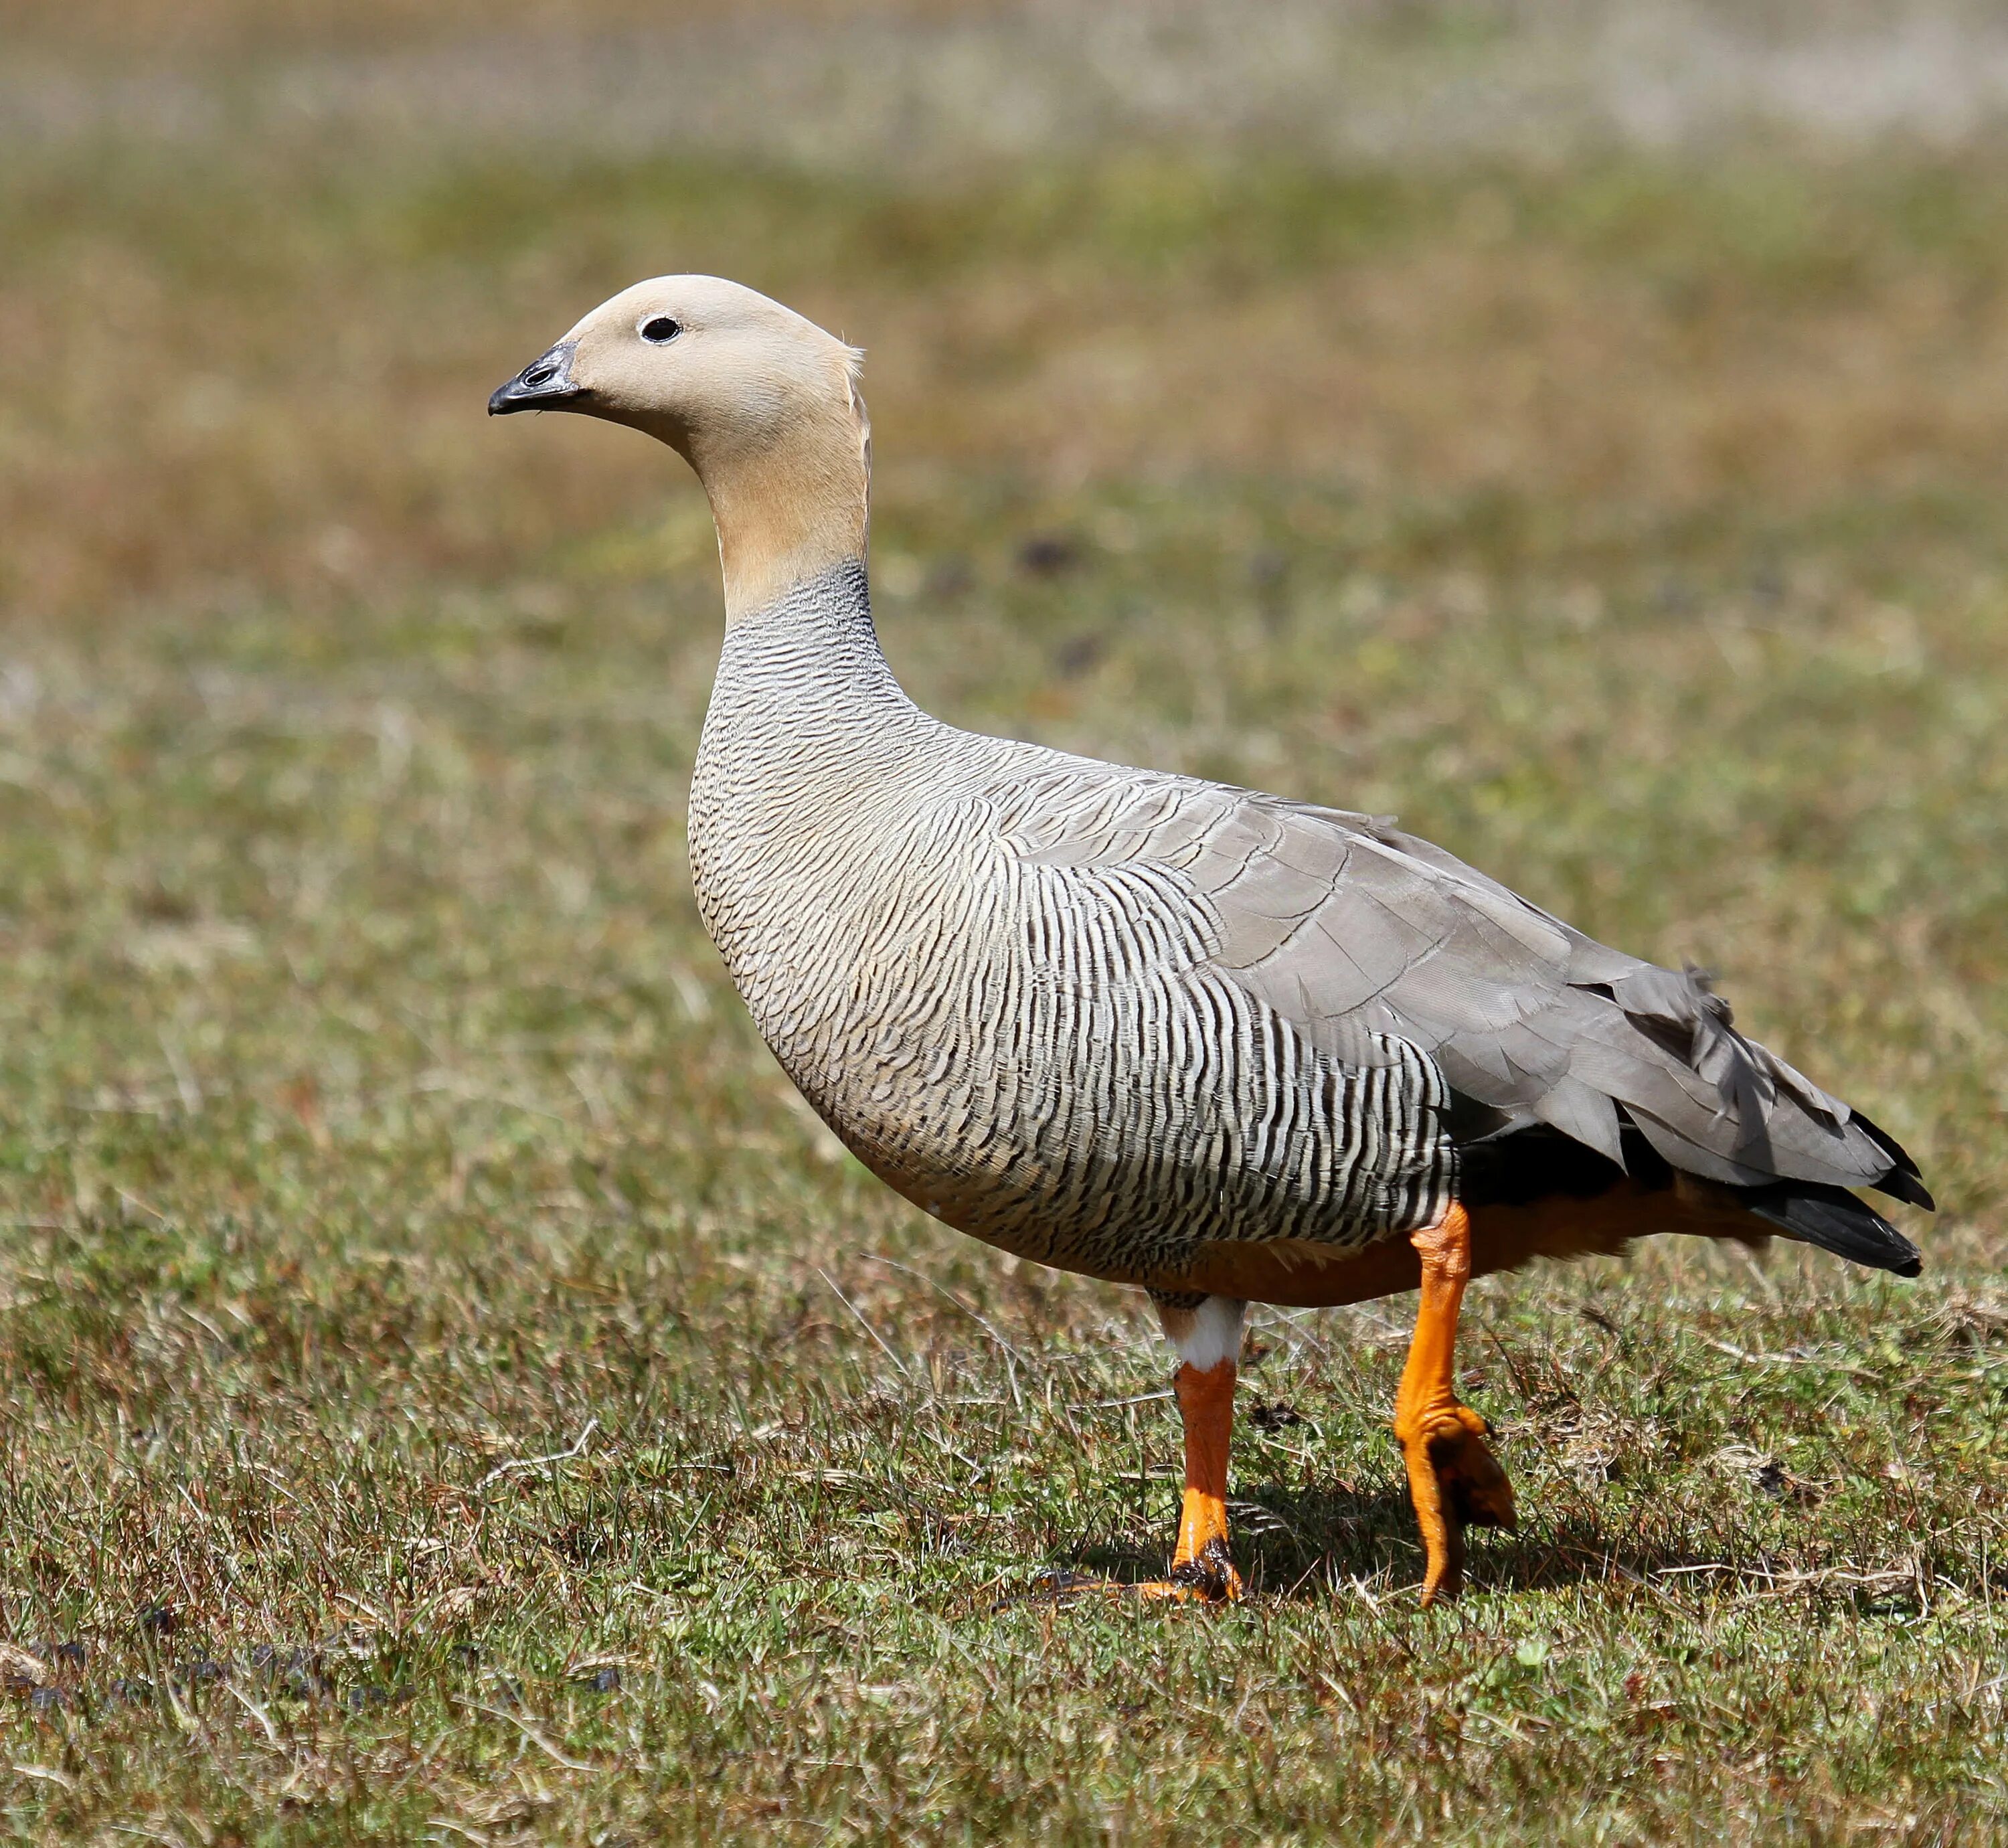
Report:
491,275,870,620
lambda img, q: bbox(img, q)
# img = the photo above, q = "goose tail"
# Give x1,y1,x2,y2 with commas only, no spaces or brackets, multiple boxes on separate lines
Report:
1741,1180,1923,1278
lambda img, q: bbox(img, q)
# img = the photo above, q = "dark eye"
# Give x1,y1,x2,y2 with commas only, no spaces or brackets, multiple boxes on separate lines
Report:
639,317,682,344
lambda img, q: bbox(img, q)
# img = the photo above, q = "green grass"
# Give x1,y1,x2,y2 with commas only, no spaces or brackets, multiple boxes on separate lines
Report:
2,32,2008,1841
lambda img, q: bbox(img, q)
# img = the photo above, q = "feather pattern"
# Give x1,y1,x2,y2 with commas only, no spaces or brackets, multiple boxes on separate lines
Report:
688,561,1922,1290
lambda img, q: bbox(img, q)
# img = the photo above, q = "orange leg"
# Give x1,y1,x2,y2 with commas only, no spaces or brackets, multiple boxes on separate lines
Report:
1393,1203,1515,1606
1132,1354,1244,1602
1029,1296,1245,1608
1099,1292,1244,1602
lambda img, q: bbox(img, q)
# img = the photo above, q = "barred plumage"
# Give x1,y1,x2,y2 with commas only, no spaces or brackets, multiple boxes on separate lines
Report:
681,550,1928,1294
689,562,1456,1288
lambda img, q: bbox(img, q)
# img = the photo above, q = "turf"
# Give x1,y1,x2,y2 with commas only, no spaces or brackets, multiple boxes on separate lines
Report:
1,10,2007,1842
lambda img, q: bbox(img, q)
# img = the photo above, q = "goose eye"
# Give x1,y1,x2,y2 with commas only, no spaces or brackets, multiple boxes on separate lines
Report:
639,317,682,345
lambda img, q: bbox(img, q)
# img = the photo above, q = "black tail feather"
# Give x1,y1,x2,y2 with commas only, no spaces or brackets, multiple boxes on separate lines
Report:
1743,1181,1923,1278
1847,1108,1936,1210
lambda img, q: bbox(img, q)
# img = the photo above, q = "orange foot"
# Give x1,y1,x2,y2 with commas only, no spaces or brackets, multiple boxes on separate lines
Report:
1133,1535,1244,1604
1398,1402,1515,1606
1027,1553,1244,1607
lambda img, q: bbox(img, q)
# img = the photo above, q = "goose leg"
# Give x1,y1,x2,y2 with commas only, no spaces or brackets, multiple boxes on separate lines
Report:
1393,1203,1515,1606
1135,1293,1246,1603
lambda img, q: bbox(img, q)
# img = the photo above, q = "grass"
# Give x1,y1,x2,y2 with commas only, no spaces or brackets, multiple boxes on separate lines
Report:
3,11,2008,1841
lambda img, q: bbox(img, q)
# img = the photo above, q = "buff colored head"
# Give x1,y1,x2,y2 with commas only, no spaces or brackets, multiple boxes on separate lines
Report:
491,276,869,620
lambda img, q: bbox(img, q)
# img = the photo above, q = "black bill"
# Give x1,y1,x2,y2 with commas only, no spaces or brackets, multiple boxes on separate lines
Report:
489,341,584,415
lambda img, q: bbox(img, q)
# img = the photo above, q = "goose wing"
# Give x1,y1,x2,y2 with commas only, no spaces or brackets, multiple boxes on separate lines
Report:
1001,766,1926,1203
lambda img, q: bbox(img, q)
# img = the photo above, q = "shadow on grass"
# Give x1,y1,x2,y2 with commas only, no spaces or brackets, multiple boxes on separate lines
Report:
1051,1479,1726,1604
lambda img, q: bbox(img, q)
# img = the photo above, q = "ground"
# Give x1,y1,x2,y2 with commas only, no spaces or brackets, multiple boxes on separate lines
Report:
1,3,2007,1842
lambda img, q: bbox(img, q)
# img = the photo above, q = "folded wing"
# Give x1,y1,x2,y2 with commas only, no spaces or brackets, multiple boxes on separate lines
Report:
1004,766,1928,1206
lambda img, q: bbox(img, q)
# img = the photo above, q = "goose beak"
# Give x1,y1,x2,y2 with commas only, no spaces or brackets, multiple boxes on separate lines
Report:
489,341,584,415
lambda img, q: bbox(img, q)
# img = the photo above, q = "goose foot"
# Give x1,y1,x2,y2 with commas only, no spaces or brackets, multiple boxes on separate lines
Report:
1398,1403,1516,1606
1133,1539,1245,1604
1027,1549,1244,1607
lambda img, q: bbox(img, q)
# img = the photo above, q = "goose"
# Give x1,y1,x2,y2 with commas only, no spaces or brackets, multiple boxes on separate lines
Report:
489,276,1931,1606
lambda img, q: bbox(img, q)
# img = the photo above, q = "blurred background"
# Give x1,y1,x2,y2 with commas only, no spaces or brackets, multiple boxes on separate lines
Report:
1,2,2007,1831
4,0,2001,1198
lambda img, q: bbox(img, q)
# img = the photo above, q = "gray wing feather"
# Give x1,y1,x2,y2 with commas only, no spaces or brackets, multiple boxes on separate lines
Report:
1001,766,1894,1195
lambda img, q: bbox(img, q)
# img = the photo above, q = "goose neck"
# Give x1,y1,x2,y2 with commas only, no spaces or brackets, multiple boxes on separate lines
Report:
685,390,872,628
707,559,922,732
